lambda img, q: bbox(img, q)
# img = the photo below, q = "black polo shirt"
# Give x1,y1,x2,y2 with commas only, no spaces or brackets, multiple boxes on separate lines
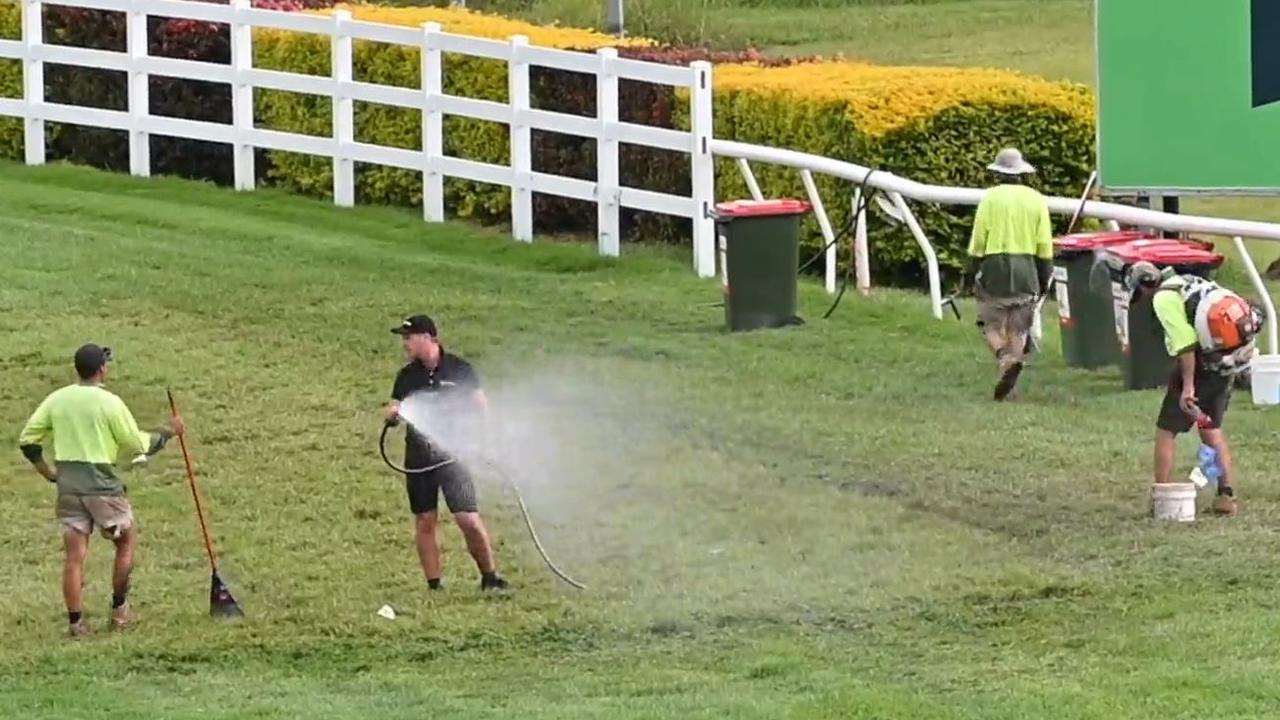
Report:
390,349,481,462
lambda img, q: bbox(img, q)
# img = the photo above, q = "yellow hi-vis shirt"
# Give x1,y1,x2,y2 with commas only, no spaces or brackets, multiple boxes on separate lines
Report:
18,383,154,496
967,184,1053,299
1152,275,1205,357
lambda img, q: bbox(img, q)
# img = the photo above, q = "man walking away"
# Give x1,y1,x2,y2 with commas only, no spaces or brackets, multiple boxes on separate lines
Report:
967,147,1054,401
17,344,184,637
384,315,510,592
1126,262,1265,517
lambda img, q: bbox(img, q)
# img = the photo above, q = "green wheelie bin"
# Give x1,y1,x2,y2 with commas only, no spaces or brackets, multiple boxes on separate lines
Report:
712,199,812,332
1103,239,1226,390
1052,230,1153,369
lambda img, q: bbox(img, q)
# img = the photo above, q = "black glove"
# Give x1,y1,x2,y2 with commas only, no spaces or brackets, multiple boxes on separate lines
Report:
1035,258,1053,298
963,257,981,293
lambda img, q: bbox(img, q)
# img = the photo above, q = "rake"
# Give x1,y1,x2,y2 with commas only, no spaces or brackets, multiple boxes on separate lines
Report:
167,388,245,619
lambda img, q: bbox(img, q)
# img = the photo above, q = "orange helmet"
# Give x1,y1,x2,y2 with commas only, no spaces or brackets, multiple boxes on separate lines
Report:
1196,292,1262,351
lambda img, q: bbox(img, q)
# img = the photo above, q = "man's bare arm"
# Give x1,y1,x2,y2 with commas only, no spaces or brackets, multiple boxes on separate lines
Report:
33,458,56,482
1176,351,1198,414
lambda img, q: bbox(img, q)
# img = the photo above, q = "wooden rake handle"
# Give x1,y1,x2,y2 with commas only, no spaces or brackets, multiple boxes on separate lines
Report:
167,388,218,573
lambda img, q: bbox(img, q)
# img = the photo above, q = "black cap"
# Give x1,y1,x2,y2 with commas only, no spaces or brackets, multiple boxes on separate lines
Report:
74,344,112,379
391,314,438,337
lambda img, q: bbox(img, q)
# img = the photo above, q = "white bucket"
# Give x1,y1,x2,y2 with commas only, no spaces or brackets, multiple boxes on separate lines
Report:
1151,482,1197,523
1250,354,1280,407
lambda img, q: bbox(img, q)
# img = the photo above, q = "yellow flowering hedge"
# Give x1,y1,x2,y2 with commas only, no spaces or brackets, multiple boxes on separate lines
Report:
255,4,651,219
702,61,1096,276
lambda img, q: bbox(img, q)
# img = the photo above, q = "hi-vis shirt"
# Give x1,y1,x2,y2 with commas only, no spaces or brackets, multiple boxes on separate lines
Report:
1152,275,1201,357
967,184,1054,299
18,383,155,496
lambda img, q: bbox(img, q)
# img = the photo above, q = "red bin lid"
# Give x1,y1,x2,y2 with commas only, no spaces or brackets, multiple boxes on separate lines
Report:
1108,239,1224,266
1053,230,1152,252
714,199,812,218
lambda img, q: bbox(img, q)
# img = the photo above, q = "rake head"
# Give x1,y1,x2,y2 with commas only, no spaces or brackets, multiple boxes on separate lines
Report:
210,571,245,619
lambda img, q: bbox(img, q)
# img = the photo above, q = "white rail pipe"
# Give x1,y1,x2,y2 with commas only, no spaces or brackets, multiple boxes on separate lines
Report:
1232,236,1279,356
853,188,870,295
737,158,764,202
799,169,838,294
710,139,1280,242
890,192,944,320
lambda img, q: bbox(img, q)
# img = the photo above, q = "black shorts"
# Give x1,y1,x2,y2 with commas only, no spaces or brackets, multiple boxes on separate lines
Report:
1157,366,1233,434
405,461,478,515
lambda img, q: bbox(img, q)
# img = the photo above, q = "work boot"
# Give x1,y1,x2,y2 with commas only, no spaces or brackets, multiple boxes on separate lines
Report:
110,602,136,632
68,619,90,639
1211,493,1239,517
480,573,510,592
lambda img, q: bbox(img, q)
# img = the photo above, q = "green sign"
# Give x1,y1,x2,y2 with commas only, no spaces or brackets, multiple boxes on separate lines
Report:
1096,0,1280,192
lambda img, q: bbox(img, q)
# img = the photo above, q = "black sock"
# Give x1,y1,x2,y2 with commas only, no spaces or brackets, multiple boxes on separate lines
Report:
68,610,82,625
1219,485,1235,498
427,578,442,590
111,593,127,609
482,571,498,583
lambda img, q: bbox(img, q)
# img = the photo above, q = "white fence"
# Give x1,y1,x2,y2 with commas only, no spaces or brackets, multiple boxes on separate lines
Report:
1,0,1277,344
0,0,717,276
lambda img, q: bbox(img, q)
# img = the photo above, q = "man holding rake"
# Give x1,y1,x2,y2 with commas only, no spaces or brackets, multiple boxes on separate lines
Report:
17,344,184,637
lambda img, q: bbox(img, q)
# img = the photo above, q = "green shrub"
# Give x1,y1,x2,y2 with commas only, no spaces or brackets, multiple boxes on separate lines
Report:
0,1,21,160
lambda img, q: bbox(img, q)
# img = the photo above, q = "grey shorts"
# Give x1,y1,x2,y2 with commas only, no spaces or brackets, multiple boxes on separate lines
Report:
57,494,134,539
976,295,1038,336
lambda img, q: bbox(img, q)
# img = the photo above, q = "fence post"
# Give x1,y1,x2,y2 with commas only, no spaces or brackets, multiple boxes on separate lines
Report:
421,22,444,223
231,0,254,191
689,60,715,278
126,0,149,177
853,188,870,294
21,0,44,166
332,10,354,207
595,47,620,257
508,34,532,242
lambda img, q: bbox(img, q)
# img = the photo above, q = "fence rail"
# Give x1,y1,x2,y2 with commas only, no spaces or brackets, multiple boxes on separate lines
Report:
0,0,717,275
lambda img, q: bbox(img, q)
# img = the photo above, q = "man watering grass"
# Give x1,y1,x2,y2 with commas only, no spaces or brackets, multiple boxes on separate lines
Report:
384,314,510,592
1126,262,1265,517
966,147,1054,401
17,344,184,637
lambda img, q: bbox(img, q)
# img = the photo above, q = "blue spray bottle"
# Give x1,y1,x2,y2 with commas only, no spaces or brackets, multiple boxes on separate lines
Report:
1189,444,1222,489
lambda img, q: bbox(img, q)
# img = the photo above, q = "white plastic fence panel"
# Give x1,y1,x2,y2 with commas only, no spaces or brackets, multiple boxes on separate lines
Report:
7,0,711,270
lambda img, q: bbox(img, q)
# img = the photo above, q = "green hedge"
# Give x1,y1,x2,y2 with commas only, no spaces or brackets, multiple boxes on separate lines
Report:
0,3,20,160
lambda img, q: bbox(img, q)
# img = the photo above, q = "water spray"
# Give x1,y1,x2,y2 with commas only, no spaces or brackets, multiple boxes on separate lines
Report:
377,402,587,591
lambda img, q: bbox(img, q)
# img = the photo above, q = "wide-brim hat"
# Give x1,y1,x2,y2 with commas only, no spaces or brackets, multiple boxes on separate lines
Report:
987,147,1036,175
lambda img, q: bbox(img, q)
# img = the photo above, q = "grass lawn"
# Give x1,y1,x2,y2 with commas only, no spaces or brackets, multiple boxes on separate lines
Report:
2,161,1280,718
